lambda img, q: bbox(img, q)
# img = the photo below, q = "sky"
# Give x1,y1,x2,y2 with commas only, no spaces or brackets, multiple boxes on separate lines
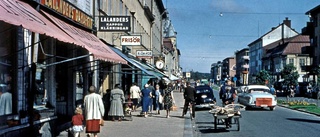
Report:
162,0,319,73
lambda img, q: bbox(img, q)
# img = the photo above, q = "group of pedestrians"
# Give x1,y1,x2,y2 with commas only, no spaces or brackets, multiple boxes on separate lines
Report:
70,79,199,137
71,84,126,137
140,80,176,118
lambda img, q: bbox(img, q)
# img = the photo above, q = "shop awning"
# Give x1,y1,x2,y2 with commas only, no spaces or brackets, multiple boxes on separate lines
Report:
0,0,126,64
170,74,180,81
111,47,160,79
42,11,127,64
0,0,76,44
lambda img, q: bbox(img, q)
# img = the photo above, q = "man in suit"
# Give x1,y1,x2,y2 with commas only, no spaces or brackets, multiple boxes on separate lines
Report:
182,81,196,118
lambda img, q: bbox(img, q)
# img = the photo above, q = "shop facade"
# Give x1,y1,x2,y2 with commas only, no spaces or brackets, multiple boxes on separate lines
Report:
0,0,127,136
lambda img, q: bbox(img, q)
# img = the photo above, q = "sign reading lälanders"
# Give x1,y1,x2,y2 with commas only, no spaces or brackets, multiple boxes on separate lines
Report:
121,35,141,46
99,16,131,31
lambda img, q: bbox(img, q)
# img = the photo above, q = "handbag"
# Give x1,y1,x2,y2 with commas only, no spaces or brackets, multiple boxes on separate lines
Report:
159,94,163,103
100,119,104,126
170,105,177,111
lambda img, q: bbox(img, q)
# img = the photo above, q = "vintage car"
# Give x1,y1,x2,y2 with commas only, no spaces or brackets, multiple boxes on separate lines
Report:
194,85,216,109
237,85,277,111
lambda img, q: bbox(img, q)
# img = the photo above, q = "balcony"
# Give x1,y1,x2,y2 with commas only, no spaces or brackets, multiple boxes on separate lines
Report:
242,64,249,68
242,55,250,60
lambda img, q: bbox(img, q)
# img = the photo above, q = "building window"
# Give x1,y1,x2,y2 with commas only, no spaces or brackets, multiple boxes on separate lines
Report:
0,22,14,116
119,1,123,15
299,58,305,66
107,0,112,15
289,58,294,65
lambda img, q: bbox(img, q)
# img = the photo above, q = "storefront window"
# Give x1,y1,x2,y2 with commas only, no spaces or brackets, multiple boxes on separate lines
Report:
0,22,13,116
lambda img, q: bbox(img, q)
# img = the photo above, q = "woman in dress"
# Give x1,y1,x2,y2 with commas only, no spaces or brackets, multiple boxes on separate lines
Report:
84,86,105,137
141,84,152,118
108,84,125,121
163,83,175,118
154,84,161,114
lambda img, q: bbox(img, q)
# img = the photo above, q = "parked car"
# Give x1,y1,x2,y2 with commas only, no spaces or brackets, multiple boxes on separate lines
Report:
237,85,277,111
194,85,216,109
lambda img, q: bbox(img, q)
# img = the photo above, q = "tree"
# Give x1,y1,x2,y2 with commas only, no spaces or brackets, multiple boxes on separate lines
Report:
281,64,299,87
255,70,271,85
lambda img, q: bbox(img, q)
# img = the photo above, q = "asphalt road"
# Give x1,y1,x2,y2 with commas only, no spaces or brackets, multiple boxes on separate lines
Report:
192,89,320,137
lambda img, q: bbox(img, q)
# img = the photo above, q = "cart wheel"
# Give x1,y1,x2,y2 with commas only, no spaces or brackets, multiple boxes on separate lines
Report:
234,118,240,131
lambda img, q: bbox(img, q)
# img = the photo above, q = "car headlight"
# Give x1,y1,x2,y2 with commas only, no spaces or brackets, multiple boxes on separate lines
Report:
201,95,207,98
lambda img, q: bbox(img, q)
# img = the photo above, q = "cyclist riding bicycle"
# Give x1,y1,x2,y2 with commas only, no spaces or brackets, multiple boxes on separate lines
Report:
182,81,196,119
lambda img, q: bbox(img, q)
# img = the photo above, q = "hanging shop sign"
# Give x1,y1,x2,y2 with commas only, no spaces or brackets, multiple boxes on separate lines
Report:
120,35,141,46
39,0,93,29
136,51,152,59
99,16,131,31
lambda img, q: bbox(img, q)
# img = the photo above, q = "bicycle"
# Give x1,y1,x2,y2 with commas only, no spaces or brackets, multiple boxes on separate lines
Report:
188,101,195,120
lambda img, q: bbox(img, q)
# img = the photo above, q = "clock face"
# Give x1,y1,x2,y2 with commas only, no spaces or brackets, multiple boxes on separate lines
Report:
156,61,164,69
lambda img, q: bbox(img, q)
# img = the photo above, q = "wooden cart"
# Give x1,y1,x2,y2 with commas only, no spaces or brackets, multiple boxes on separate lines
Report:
209,104,244,131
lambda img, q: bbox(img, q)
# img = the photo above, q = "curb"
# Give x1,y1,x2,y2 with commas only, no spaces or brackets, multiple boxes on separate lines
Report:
278,105,320,117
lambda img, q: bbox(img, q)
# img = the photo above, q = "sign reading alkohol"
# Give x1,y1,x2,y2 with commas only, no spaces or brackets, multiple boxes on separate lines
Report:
99,16,131,31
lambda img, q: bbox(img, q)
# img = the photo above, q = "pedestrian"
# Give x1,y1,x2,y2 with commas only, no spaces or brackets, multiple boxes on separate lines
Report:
270,85,276,99
72,107,84,137
147,80,155,114
84,85,105,137
129,82,141,112
109,84,125,121
141,84,152,117
163,83,175,118
102,89,111,120
182,81,196,119
220,80,235,106
0,84,12,116
288,84,296,98
154,84,162,114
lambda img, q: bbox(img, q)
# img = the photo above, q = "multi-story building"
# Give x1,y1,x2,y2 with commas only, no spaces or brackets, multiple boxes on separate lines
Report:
248,18,299,83
210,61,222,85
221,57,236,81
262,35,311,85
304,5,320,84
235,48,249,86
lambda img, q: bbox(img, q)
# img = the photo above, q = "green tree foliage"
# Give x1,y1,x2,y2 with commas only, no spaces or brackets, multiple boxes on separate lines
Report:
255,70,271,85
281,64,299,87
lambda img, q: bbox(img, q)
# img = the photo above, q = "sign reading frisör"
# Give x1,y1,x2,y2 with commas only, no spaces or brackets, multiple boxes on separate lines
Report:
136,51,152,58
120,35,141,46
99,16,131,31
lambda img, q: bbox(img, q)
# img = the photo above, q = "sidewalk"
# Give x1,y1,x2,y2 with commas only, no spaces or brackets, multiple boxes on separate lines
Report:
57,90,193,137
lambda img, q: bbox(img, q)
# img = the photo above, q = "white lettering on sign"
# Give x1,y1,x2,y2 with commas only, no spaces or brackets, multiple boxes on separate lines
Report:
120,35,141,45
136,51,152,57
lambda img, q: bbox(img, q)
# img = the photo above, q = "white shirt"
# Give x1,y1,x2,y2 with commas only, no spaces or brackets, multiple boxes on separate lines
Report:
84,93,105,120
130,85,141,99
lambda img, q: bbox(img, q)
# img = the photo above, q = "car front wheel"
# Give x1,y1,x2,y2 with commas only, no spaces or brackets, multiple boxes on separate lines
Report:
269,106,275,111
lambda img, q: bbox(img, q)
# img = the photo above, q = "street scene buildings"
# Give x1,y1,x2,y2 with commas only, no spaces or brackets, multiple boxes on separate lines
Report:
211,5,320,96
0,0,180,136
1,0,320,137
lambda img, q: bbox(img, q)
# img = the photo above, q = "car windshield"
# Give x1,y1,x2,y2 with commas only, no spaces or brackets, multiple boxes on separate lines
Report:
196,89,211,94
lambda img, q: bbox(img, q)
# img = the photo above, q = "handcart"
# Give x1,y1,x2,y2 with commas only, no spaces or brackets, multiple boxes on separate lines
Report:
209,104,244,131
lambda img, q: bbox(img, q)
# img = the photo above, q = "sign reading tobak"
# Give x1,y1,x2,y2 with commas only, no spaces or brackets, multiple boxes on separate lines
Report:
120,35,141,46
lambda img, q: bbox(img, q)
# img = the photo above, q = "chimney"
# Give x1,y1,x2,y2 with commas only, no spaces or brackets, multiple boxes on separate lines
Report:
283,17,291,28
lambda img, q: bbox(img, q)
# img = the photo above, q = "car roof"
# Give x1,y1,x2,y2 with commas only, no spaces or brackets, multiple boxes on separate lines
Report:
239,85,270,90
195,85,211,89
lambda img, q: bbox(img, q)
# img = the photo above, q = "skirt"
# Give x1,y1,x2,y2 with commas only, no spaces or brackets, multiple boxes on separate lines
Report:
86,120,100,133
72,125,84,132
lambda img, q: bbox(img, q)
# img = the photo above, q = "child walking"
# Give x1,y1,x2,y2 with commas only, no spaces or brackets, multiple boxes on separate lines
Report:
72,107,84,137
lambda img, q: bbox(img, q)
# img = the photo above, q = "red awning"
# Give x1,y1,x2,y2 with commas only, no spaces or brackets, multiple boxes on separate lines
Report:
42,11,127,64
0,0,127,64
0,0,76,45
